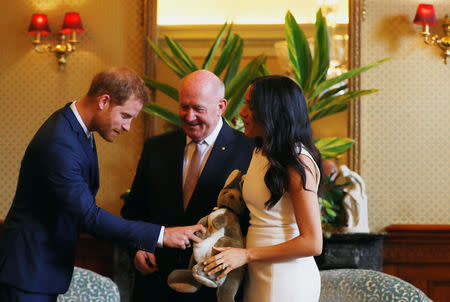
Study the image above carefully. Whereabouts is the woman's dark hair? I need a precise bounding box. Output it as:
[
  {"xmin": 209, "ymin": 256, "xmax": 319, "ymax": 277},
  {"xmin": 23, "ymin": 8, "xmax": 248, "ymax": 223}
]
[{"xmin": 248, "ymin": 75, "xmax": 323, "ymax": 209}]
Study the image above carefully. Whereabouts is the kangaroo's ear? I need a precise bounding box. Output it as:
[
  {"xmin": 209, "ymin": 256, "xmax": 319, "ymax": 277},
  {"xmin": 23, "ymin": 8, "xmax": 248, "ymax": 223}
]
[
  {"xmin": 212, "ymin": 214, "xmax": 227, "ymax": 229},
  {"xmin": 239, "ymin": 174, "xmax": 246, "ymax": 191},
  {"xmin": 223, "ymin": 170, "xmax": 242, "ymax": 189}
]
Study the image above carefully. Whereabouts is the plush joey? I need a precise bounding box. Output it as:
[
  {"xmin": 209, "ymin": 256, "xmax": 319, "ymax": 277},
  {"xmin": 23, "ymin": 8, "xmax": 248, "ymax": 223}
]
[{"xmin": 168, "ymin": 169, "xmax": 246, "ymax": 302}]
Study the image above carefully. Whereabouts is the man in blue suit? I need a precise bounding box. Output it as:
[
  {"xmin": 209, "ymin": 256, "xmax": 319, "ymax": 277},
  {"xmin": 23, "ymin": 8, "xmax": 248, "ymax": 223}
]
[
  {"xmin": 121, "ymin": 70, "xmax": 254, "ymax": 302},
  {"xmin": 0, "ymin": 67, "xmax": 205, "ymax": 302}
]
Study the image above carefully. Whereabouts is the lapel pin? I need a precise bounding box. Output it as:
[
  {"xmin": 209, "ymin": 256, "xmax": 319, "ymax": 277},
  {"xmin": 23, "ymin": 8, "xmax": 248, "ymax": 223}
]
[{"xmin": 221, "ymin": 147, "xmax": 226, "ymax": 151}]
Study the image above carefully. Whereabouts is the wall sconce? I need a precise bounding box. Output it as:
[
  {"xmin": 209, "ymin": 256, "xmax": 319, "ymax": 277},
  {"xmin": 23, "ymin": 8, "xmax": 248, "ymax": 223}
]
[
  {"xmin": 28, "ymin": 12, "xmax": 84, "ymax": 69},
  {"xmin": 413, "ymin": 4, "xmax": 450, "ymax": 64}
]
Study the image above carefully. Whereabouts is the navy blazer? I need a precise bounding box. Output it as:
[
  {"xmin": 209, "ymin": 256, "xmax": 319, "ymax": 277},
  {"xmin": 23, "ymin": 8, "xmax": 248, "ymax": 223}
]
[
  {"xmin": 121, "ymin": 120, "xmax": 254, "ymax": 274},
  {"xmin": 0, "ymin": 103, "xmax": 161, "ymax": 294}
]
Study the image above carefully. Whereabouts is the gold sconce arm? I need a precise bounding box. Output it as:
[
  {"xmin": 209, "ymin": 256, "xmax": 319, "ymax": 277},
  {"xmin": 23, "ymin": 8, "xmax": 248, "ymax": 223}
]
[
  {"xmin": 415, "ymin": 5, "xmax": 450, "ymax": 64},
  {"xmin": 28, "ymin": 12, "xmax": 84, "ymax": 70},
  {"xmin": 435, "ymin": 15, "xmax": 450, "ymax": 64},
  {"xmin": 31, "ymin": 33, "xmax": 77, "ymax": 68},
  {"xmin": 424, "ymin": 15, "xmax": 450, "ymax": 64}
]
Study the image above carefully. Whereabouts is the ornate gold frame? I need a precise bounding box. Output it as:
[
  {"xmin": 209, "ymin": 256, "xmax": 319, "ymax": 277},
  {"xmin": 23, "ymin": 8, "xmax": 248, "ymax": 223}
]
[
  {"xmin": 348, "ymin": 0, "xmax": 364, "ymax": 173},
  {"xmin": 143, "ymin": 0, "xmax": 158, "ymax": 138}
]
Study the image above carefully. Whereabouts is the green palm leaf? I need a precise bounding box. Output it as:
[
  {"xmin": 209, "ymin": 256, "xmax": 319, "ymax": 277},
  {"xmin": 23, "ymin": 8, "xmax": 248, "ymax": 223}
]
[
  {"xmin": 314, "ymin": 137, "xmax": 355, "ymax": 160},
  {"xmin": 285, "ymin": 10, "xmax": 313, "ymax": 89},
  {"xmin": 213, "ymin": 34, "xmax": 240, "ymax": 76},
  {"xmin": 310, "ymin": 89, "xmax": 378, "ymax": 121},
  {"xmin": 222, "ymin": 21, "xmax": 233, "ymax": 48},
  {"xmin": 310, "ymin": 57, "xmax": 391, "ymax": 99},
  {"xmin": 165, "ymin": 36, "xmax": 198, "ymax": 73},
  {"xmin": 146, "ymin": 37, "xmax": 187, "ymax": 78},
  {"xmin": 142, "ymin": 103, "xmax": 181, "ymax": 127},
  {"xmin": 259, "ymin": 63, "xmax": 271, "ymax": 76},
  {"xmin": 310, "ymin": 103, "xmax": 348, "ymax": 122},
  {"xmin": 224, "ymin": 55, "xmax": 266, "ymax": 121},
  {"xmin": 317, "ymin": 84, "xmax": 348, "ymax": 101},
  {"xmin": 202, "ymin": 22, "xmax": 228, "ymax": 70},
  {"xmin": 143, "ymin": 77, "xmax": 179, "ymax": 101},
  {"xmin": 307, "ymin": 9, "xmax": 330, "ymax": 94},
  {"xmin": 223, "ymin": 39, "xmax": 243, "ymax": 86},
  {"xmin": 309, "ymin": 89, "xmax": 378, "ymax": 117}
]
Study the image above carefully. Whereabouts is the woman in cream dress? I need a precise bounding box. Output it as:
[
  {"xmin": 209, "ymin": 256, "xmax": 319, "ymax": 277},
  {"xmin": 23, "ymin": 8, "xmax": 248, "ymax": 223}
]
[{"xmin": 204, "ymin": 76, "xmax": 323, "ymax": 301}]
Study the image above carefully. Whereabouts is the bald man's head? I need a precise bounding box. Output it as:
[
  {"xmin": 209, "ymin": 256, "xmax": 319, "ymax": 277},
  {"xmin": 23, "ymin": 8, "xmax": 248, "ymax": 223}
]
[{"xmin": 178, "ymin": 70, "xmax": 227, "ymax": 142}]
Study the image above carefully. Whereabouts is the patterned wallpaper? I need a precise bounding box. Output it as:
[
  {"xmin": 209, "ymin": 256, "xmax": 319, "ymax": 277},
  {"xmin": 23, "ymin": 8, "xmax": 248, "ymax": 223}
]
[
  {"xmin": 0, "ymin": 0, "xmax": 147, "ymax": 217},
  {"xmin": 360, "ymin": 0, "xmax": 449, "ymax": 231},
  {"xmin": 1, "ymin": 0, "xmax": 448, "ymax": 231}
]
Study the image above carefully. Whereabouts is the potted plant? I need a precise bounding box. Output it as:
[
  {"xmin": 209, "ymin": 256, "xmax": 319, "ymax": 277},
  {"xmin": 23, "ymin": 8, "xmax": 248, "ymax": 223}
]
[
  {"xmin": 284, "ymin": 9, "xmax": 390, "ymax": 233},
  {"xmin": 142, "ymin": 22, "xmax": 268, "ymax": 128},
  {"xmin": 284, "ymin": 9, "xmax": 390, "ymax": 161}
]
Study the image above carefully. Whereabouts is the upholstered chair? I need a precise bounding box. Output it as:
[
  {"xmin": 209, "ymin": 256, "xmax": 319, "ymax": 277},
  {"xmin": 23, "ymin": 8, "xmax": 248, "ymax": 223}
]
[
  {"xmin": 319, "ymin": 269, "xmax": 431, "ymax": 302},
  {"xmin": 57, "ymin": 267, "xmax": 120, "ymax": 302}
]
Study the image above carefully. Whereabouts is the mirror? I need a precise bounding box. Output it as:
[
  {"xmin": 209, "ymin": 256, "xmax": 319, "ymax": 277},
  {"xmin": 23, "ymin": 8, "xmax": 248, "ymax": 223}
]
[{"xmin": 144, "ymin": 0, "xmax": 362, "ymax": 171}]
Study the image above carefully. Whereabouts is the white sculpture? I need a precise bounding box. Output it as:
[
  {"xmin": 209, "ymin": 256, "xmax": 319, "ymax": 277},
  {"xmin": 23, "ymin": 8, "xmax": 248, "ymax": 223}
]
[{"xmin": 340, "ymin": 165, "xmax": 369, "ymax": 233}]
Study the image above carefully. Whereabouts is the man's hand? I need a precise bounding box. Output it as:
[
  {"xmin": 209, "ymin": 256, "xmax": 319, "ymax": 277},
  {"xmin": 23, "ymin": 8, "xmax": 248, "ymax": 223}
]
[
  {"xmin": 163, "ymin": 224, "xmax": 206, "ymax": 249},
  {"xmin": 134, "ymin": 250, "xmax": 158, "ymax": 275}
]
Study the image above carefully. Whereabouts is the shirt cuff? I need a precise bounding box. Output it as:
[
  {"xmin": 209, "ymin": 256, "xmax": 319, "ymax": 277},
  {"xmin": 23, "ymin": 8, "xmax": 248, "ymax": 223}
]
[{"xmin": 157, "ymin": 226, "xmax": 165, "ymax": 248}]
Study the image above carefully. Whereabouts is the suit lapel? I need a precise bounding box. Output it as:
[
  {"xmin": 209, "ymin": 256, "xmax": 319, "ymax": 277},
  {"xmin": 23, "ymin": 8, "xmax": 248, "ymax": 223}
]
[
  {"xmin": 91, "ymin": 134, "xmax": 99, "ymax": 194},
  {"xmin": 172, "ymin": 131, "xmax": 187, "ymax": 212},
  {"xmin": 185, "ymin": 121, "xmax": 235, "ymax": 212},
  {"xmin": 61, "ymin": 104, "xmax": 99, "ymax": 194},
  {"xmin": 198, "ymin": 122, "xmax": 235, "ymax": 184}
]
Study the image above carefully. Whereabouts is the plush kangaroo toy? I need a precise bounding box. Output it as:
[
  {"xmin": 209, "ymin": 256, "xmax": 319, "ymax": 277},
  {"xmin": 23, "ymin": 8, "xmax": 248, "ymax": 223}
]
[{"xmin": 167, "ymin": 170, "xmax": 246, "ymax": 302}]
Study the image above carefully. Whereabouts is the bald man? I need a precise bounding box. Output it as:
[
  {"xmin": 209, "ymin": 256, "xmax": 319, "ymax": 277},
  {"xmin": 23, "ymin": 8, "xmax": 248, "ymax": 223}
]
[{"xmin": 121, "ymin": 70, "xmax": 254, "ymax": 302}]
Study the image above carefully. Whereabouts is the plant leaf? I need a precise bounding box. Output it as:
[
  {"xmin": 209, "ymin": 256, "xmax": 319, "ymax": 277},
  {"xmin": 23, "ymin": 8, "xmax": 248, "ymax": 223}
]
[
  {"xmin": 309, "ymin": 89, "xmax": 378, "ymax": 119},
  {"xmin": 325, "ymin": 208, "xmax": 337, "ymax": 217},
  {"xmin": 310, "ymin": 103, "xmax": 348, "ymax": 122},
  {"xmin": 224, "ymin": 55, "xmax": 266, "ymax": 121},
  {"xmin": 308, "ymin": 89, "xmax": 378, "ymax": 122},
  {"xmin": 202, "ymin": 22, "xmax": 228, "ymax": 70},
  {"xmin": 308, "ymin": 9, "xmax": 330, "ymax": 93},
  {"xmin": 259, "ymin": 63, "xmax": 272, "ymax": 76},
  {"xmin": 222, "ymin": 21, "xmax": 233, "ymax": 48},
  {"xmin": 213, "ymin": 34, "xmax": 240, "ymax": 76},
  {"xmin": 146, "ymin": 37, "xmax": 187, "ymax": 78},
  {"xmin": 310, "ymin": 88, "xmax": 378, "ymax": 121},
  {"xmin": 315, "ymin": 137, "xmax": 355, "ymax": 160},
  {"xmin": 165, "ymin": 36, "xmax": 198, "ymax": 73},
  {"xmin": 142, "ymin": 103, "xmax": 181, "ymax": 127},
  {"xmin": 310, "ymin": 57, "xmax": 391, "ymax": 99},
  {"xmin": 318, "ymin": 83, "xmax": 348, "ymax": 101},
  {"xmin": 285, "ymin": 10, "xmax": 313, "ymax": 89},
  {"xmin": 224, "ymin": 39, "xmax": 243, "ymax": 86},
  {"xmin": 173, "ymin": 39, "xmax": 199, "ymax": 70},
  {"xmin": 143, "ymin": 77, "xmax": 179, "ymax": 101}
]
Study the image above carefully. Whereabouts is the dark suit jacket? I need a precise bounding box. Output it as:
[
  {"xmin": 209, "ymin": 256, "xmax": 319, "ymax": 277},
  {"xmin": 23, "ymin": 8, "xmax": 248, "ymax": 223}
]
[
  {"xmin": 0, "ymin": 103, "xmax": 161, "ymax": 295},
  {"xmin": 121, "ymin": 120, "xmax": 253, "ymax": 276}
]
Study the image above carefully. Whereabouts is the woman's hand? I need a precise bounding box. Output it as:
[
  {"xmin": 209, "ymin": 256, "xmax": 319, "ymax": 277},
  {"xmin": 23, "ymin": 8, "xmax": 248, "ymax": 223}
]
[{"xmin": 203, "ymin": 247, "xmax": 250, "ymax": 280}]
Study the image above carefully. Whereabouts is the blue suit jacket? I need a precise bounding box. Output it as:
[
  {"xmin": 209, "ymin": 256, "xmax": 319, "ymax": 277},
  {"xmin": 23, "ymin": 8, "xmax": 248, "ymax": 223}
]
[
  {"xmin": 121, "ymin": 120, "xmax": 253, "ymax": 276},
  {"xmin": 0, "ymin": 103, "xmax": 161, "ymax": 294}
]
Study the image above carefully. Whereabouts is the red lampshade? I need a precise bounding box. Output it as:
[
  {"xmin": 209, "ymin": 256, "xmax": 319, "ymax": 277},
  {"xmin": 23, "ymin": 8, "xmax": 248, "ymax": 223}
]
[
  {"xmin": 61, "ymin": 12, "xmax": 84, "ymax": 34},
  {"xmin": 28, "ymin": 13, "xmax": 51, "ymax": 35},
  {"xmin": 413, "ymin": 4, "xmax": 437, "ymax": 26}
]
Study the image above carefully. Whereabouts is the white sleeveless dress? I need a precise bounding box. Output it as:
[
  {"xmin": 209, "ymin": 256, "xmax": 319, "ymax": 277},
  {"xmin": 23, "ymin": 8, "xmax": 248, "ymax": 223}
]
[{"xmin": 243, "ymin": 148, "xmax": 321, "ymax": 302}]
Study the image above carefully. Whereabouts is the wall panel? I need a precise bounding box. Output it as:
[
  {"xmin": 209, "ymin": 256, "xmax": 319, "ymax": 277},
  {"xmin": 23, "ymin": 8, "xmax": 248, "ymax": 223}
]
[
  {"xmin": 360, "ymin": 0, "xmax": 449, "ymax": 231},
  {"xmin": 0, "ymin": 0, "xmax": 148, "ymax": 217}
]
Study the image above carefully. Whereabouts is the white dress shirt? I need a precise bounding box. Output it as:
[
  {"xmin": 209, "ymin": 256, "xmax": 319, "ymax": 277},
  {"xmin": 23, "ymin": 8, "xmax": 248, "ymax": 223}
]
[{"xmin": 70, "ymin": 101, "xmax": 93, "ymax": 141}]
